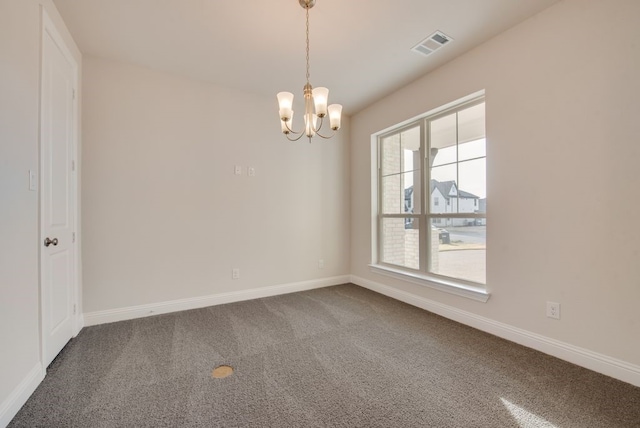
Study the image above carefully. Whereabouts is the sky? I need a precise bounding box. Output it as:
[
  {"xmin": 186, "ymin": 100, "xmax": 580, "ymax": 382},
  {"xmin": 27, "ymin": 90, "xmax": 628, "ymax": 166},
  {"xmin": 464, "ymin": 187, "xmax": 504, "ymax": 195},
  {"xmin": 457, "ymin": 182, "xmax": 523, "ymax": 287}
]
[{"xmin": 403, "ymin": 138, "xmax": 487, "ymax": 200}]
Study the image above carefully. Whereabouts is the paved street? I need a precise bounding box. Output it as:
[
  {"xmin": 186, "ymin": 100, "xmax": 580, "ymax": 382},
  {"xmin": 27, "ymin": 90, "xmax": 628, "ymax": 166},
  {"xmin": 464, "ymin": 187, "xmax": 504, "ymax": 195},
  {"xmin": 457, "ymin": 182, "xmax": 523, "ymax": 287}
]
[
  {"xmin": 435, "ymin": 226, "xmax": 486, "ymax": 284},
  {"xmin": 446, "ymin": 226, "xmax": 486, "ymax": 245}
]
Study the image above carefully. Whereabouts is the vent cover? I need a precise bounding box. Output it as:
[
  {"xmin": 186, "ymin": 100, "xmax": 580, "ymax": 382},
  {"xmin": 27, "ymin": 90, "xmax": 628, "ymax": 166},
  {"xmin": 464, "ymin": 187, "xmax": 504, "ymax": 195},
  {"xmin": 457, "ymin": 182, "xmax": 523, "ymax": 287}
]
[{"xmin": 411, "ymin": 31, "xmax": 453, "ymax": 57}]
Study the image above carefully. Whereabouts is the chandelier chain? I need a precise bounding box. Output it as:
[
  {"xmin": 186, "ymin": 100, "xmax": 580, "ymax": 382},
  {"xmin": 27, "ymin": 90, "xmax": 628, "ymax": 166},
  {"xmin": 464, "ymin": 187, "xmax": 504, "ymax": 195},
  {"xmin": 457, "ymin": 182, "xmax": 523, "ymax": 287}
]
[{"xmin": 305, "ymin": 5, "xmax": 310, "ymax": 85}]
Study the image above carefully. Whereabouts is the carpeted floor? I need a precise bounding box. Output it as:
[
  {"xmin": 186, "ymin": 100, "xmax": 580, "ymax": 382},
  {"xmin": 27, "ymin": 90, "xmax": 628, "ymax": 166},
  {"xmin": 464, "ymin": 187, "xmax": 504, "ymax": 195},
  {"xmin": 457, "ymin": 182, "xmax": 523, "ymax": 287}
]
[{"xmin": 9, "ymin": 284, "xmax": 640, "ymax": 427}]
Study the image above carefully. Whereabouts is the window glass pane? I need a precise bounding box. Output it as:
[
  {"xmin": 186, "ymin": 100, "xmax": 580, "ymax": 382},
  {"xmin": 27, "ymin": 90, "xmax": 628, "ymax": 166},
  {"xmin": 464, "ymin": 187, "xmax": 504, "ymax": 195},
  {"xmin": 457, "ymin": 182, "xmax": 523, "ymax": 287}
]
[
  {"xmin": 458, "ymin": 103, "xmax": 485, "ymax": 146},
  {"xmin": 429, "ymin": 219, "xmax": 486, "ymax": 284},
  {"xmin": 430, "ymin": 164, "xmax": 456, "ymax": 214},
  {"xmin": 382, "ymin": 172, "xmax": 419, "ymax": 214},
  {"xmin": 401, "ymin": 126, "xmax": 421, "ymax": 173},
  {"xmin": 403, "ymin": 170, "xmax": 421, "ymax": 215},
  {"xmin": 458, "ymin": 138, "xmax": 486, "ymax": 161},
  {"xmin": 458, "ymin": 158, "xmax": 486, "ymax": 215},
  {"xmin": 430, "ymin": 113, "xmax": 457, "ymax": 167},
  {"xmin": 381, "ymin": 175, "xmax": 401, "ymax": 214},
  {"xmin": 381, "ymin": 134, "xmax": 400, "ymax": 176},
  {"xmin": 382, "ymin": 218, "xmax": 420, "ymax": 270}
]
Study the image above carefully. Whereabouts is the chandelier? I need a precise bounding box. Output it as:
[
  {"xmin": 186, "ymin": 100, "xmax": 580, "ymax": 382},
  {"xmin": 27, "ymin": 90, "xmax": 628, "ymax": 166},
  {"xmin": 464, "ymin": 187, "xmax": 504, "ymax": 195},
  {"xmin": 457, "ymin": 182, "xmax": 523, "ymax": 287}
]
[{"xmin": 277, "ymin": 0, "xmax": 342, "ymax": 142}]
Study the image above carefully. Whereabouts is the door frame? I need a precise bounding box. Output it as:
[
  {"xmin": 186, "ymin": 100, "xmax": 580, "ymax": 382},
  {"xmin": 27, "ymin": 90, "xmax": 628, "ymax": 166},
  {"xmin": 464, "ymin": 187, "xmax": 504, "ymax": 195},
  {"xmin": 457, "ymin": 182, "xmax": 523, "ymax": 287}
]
[{"xmin": 39, "ymin": 7, "xmax": 81, "ymax": 370}]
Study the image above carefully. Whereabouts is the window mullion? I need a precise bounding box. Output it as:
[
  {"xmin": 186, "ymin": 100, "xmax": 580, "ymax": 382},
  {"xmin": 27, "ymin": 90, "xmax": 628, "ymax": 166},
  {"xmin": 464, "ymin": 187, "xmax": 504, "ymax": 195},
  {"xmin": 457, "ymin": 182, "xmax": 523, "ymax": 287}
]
[
  {"xmin": 455, "ymin": 112, "xmax": 460, "ymax": 215},
  {"xmin": 377, "ymin": 140, "xmax": 383, "ymax": 265},
  {"xmin": 422, "ymin": 119, "xmax": 430, "ymax": 273}
]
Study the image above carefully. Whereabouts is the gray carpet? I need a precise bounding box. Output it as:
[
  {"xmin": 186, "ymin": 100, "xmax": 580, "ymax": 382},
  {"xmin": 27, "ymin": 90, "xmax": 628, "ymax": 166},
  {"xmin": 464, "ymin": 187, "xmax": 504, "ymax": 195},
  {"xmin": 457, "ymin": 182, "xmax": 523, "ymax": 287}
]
[{"xmin": 9, "ymin": 284, "xmax": 640, "ymax": 427}]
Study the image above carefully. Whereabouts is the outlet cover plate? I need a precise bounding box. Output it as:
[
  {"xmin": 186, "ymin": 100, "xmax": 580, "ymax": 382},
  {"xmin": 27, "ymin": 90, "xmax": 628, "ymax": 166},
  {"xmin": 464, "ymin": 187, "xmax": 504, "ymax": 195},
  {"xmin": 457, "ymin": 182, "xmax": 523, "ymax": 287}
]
[{"xmin": 546, "ymin": 301, "xmax": 560, "ymax": 319}]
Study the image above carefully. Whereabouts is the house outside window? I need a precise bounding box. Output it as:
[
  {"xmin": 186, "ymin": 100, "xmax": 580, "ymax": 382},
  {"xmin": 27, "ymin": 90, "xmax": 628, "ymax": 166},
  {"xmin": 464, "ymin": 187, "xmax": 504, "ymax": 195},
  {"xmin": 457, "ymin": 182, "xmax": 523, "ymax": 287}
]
[{"xmin": 375, "ymin": 94, "xmax": 486, "ymax": 289}]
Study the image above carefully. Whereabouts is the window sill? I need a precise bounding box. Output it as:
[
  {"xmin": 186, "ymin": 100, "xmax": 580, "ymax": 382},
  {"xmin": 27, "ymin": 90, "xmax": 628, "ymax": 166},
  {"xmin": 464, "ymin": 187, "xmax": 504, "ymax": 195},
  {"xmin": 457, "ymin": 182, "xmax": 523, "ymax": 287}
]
[{"xmin": 368, "ymin": 264, "xmax": 490, "ymax": 303}]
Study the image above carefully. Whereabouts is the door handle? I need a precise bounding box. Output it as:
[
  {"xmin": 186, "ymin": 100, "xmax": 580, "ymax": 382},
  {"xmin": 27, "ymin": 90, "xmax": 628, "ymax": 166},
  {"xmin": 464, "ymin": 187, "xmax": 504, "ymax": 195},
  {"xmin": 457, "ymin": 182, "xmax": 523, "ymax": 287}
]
[{"xmin": 44, "ymin": 237, "xmax": 59, "ymax": 247}]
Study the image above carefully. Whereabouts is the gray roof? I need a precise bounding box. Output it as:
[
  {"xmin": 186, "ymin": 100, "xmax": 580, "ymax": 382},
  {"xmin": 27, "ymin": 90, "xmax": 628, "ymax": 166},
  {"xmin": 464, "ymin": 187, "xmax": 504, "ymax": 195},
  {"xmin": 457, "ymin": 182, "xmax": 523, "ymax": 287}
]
[
  {"xmin": 430, "ymin": 179, "xmax": 479, "ymax": 200},
  {"xmin": 405, "ymin": 180, "xmax": 480, "ymax": 201}
]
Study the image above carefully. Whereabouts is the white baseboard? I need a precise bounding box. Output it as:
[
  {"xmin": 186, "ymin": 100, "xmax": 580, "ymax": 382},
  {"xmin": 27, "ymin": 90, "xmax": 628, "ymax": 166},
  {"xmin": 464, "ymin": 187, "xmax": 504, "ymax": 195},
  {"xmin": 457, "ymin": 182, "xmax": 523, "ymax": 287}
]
[
  {"xmin": 351, "ymin": 275, "xmax": 640, "ymax": 388},
  {"xmin": 0, "ymin": 363, "xmax": 44, "ymax": 428},
  {"xmin": 84, "ymin": 275, "xmax": 351, "ymax": 327},
  {"xmin": 74, "ymin": 313, "xmax": 84, "ymax": 337}
]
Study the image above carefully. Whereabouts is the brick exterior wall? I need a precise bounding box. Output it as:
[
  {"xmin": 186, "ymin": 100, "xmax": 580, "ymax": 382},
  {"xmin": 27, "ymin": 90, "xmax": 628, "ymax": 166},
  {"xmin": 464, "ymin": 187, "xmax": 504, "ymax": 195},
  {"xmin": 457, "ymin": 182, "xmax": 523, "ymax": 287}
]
[{"xmin": 381, "ymin": 134, "xmax": 440, "ymax": 271}]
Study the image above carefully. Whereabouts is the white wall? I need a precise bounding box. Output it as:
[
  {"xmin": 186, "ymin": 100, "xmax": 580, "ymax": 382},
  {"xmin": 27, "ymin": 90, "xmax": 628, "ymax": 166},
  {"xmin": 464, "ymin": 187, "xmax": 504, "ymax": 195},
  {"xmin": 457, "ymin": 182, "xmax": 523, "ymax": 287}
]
[
  {"xmin": 81, "ymin": 56, "xmax": 350, "ymax": 315},
  {"xmin": 0, "ymin": 0, "xmax": 81, "ymax": 424},
  {"xmin": 351, "ymin": 0, "xmax": 640, "ymax": 370}
]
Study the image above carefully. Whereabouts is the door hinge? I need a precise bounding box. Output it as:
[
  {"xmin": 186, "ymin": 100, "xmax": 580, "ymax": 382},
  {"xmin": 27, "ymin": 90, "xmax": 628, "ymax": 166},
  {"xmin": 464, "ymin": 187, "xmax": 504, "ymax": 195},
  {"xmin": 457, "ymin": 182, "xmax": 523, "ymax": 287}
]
[
  {"xmin": 72, "ymin": 88, "xmax": 76, "ymax": 100},
  {"xmin": 73, "ymin": 304, "xmax": 76, "ymax": 315},
  {"xmin": 72, "ymin": 232, "xmax": 76, "ymax": 243},
  {"xmin": 71, "ymin": 160, "xmax": 75, "ymax": 171}
]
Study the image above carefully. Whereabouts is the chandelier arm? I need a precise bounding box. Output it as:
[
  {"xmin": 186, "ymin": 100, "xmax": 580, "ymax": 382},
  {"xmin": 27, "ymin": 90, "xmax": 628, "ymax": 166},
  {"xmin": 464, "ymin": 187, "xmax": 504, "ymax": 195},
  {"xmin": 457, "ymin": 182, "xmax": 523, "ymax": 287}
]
[
  {"xmin": 313, "ymin": 128, "xmax": 336, "ymax": 139},
  {"xmin": 310, "ymin": 117, "xmax": 333, "ymax": 139},
  {"xmin": 306, "ymin": 113, "xmax": 326, "ymax": 138},
  {"xmin": 284, "ymin": 119, "xmax": 304, "ymax": 136},
  {"xmin": 285, "ymin": 131, "xmax": 307, "ymax": 142}
]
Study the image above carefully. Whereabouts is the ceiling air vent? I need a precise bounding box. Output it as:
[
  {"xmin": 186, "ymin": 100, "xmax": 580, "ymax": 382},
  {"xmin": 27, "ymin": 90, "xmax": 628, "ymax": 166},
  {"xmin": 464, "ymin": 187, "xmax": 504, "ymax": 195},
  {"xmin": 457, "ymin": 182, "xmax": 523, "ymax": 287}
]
[{"xmin": 411, "ymin": 31, "xmax": 453, "ymax": 57}]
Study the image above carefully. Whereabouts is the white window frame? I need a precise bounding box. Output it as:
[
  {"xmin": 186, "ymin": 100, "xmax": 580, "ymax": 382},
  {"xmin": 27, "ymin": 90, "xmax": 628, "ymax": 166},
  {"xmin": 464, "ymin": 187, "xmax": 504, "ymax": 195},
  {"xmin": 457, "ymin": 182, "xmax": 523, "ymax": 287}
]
[{"xmin": 370, "ymin": 91, "xmax": 489, "ymax": 302}]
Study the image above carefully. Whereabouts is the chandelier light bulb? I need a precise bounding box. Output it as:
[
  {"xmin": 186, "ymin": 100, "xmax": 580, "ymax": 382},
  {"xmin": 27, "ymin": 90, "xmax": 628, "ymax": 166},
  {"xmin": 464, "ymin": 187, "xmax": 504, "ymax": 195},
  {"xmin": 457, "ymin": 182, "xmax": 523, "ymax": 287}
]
[
  {"xmin": 281, "ymin": 111, "xmax": 293, "ymax": 134},
  {"xmin": 312, "ymin": 87, "xmax": 329, "ymax": 117},
  {"xmin": 277, "ymin": 92, "xmax": 294, "ymax": 121},
  {"xmin": 304, "ymin": 113, "xmax": 318, "ymax": 138},
  {"xmin": 328, "ymin": 104, "xmax": 342, "ymax": 130}
]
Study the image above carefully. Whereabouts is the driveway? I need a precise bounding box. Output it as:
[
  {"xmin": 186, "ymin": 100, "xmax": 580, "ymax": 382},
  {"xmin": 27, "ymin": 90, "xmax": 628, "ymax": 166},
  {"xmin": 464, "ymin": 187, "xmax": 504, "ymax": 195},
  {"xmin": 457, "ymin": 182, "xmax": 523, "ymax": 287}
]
[{"xmin": 437, "ymin": 249, "xmax": 486, "ymax": 284}]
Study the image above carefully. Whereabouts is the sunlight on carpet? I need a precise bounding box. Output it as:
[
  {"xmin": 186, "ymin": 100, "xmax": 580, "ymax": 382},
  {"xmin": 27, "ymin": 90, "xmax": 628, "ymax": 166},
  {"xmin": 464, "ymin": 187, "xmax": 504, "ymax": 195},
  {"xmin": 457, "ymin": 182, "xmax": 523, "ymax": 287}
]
[{"xmin": 500, "ymin": 398, "xmax": 556, "ymax": 428}]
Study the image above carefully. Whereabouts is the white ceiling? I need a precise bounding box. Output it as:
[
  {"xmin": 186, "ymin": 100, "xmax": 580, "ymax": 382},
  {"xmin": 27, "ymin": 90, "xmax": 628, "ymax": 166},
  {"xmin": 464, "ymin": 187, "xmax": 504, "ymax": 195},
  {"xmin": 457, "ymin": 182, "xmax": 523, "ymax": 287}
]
[{"xmin": 52, "ymin": 0, "xmax": 560, "ymax": 114}]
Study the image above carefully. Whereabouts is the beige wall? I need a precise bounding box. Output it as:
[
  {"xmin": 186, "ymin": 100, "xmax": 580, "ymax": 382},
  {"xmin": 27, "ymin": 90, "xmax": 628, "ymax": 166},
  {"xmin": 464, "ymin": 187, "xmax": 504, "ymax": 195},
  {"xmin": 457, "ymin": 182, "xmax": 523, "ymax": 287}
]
[
  {"xmin": 0, "ymin": 0, "xmax": 81, "ymax": 422},
  {"xmin": 81, "ymin": 56, "xmax": 350, "ymax": 313},
  {"xmin": 3, "ymin": 0, "xmax": 638, "ymax": 420},
  {"xmin": 351, "ymin": 0, "xmax": 640, "ymax": 366}
]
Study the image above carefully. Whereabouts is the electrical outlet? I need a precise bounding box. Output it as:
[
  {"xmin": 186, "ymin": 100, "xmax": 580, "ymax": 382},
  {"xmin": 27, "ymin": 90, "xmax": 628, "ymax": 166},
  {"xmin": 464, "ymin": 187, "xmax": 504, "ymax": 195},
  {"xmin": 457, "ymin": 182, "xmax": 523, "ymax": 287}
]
[
  {"xmin": 546, "ymin": 301, "xmax": 560, "ymax": 319},
  {"xmin": 234, "ymin": 165, "xmax": 242, "ymax": 175},
  {"xmin": 232, "ymin": 268, "xmax": 240, "ymax": 279},
  {"xmin": 248, "ymin": 167, "xmax": 255, "ymax": 177},
  {"xmin": 318, "ymin": 259, "xmax": 325, "ymax": 269}
]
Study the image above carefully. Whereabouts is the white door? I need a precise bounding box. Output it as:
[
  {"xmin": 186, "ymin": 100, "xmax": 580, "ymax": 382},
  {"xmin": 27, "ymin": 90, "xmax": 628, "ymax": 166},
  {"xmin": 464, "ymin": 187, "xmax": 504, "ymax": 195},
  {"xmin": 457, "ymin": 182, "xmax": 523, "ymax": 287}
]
[{"xmin": 40, "ymin": 10, "xmax": 78, "ymax": 368}]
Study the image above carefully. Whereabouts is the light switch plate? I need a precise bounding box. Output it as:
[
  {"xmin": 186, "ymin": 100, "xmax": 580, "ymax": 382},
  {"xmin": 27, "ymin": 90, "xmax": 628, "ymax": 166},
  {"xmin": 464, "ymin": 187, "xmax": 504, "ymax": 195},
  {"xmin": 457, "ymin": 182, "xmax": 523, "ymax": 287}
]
[{"xmin": 29, "ymin": 170, "xmax": 37, "ymax": 191}]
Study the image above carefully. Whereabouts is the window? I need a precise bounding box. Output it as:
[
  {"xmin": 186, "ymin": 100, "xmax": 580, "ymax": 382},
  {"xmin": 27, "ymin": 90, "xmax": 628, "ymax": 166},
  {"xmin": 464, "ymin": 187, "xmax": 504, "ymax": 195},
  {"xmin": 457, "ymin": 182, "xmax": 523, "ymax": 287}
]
[{"xmin": 375, "ymin": 95, "xmax": 487, "ymax": 295}]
